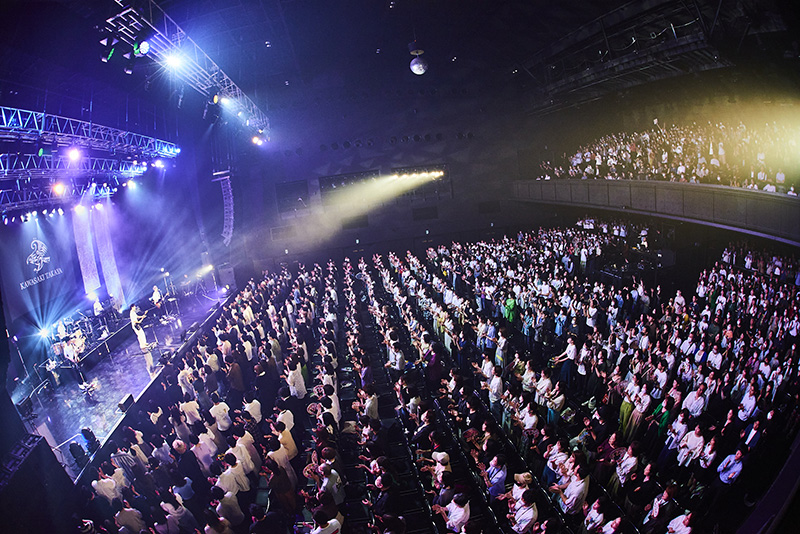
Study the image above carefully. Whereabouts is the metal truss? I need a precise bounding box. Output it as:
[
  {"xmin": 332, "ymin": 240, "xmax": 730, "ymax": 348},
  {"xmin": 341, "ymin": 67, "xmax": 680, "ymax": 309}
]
[
  {"xmin": 105, "ymin": 0, "xmax": 269, "ymax": 134},
  {"xmin": 0, "ymin": 180, "xmax": 122, "ymax": 213},
  {"xmin": 0, "ymin": 154, "xmax": 149, "ymax": 179},
  {"xmin": 0, "ymin": 106, "xmax": 179, "ymax": 158}
]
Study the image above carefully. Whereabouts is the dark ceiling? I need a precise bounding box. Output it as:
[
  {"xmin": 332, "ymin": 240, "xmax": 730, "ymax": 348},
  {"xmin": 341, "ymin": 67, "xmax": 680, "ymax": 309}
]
[{"xmin": 0, "ymin": 0, "xmax": 796, "ymax": 127}]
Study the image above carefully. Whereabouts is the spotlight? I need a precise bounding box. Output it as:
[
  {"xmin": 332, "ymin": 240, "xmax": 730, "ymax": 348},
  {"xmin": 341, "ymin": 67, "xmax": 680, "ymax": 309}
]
[
  {"xmin": 67, "ymin": 148, "xmax": 81, "ymax": 161},
  {"xmin": 87, "ymin": 292, "xmax": 97, "ymax": 301},
  {"xmin": 153, "ymin": 159, "xmax": 164, "ymax": 168},
  {"xmin": 165, "ymin": 272, "xmax": 170, "ymax": 277},
  {"xmin": 74, "ymin": 205, "xmax": 86, "ymax": 214},
  {"xmin": 252, "ymin": 136, "xmax": 260, "ymax": 145},
  {"xmin": 42, "ymin": 209, "xmax": 47, "ymax": 215},
  {"xmin": 220, "ymin": 97, "xmax": 231, "ymax": 106},
  {"xmin": 134, "ymin": 39, "xmax": 150, "ymax": 57},
  {"xmin": 127, "ymin": 180, "xmax": 136, "ymax": 189},
  {"xmin": 99, "ymin": 35, "xmax": 119, "ymax": 63},
  {"xmin": 160, "ymin": 267, "xmax": 165, "ymax": 272},
  {"xmin": 164, "ymin": 53, "xmax": 182, "ymax": 69},
  {"xmin": 2, "ymin": 217, "xmax": 7, "ymax": 225},
  {"xmin": 39, "ymin": 328, "xmax": 49, "ymax": 338},
  {"xmin": 58, "ymin": 208, "xmax": 64, "ymax": 215},
  {"xmin": 32, "ymin": 210, "xmax": 38, "ymax": 217},
  {"xmin": 52, "ymin": 183, "xmax": 66, "ymax": 195},
  {"xmin": 95, "ymin": 203, "xmax": 103, "ymax": 210}
]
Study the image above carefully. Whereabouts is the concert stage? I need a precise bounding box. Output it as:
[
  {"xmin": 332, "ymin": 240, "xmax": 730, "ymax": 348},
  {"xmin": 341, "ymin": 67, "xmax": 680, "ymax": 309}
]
[{"xmin": 19, "ymin": 295, "xmax": 222, "ymax": 480}]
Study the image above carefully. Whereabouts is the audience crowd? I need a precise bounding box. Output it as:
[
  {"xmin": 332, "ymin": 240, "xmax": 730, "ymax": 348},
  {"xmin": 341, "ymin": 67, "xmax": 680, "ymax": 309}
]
[
  {"xmin": 536, "ymin": 119, "xmax": 799, "ymax": 195},
  {"xmin": 75, "ymin": 219, "xmax": 800, "ymax": 534}
]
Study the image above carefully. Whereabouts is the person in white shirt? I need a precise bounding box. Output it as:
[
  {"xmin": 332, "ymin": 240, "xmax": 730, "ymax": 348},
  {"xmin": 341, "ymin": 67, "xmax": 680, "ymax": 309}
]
[
  {"xmin": 286, "ymin": 360, "xmax": 306, "ymax": 399},
  {"xmin": 550, "ymin": 465, "xmax": 588, "ymax": 515},
  {"xmin": 243, "ymin": 392, "xmax": 262, "ymax": 423},
  {"xmin": 508, "ymin": 488, "xmax": 538, "ymax": 533},
  {"xmin": 486, "ymin": 365, "xmax": 504, "ymax": 419},
  {"xmin": 610, "ymin": 443, "xmax": 639, "ymax": 497},
  {"xmin": 209, "ymin": 393, "xmax": 232, "ymax": 433},
  {"xmin": 682, "ymin": 384, "xmax": 707, "ymax": 418},
  {"xmin": 310, "ymin": 511, "xmax": 341, "ymax": 534},
  {"xmin": 666, "ymin": 512, "xmax": 693, "ymax": 534},
  {"xmin": 677, "ymin": 424, "xmax": 705, "ymax": 468},
  {"xmin": 738, "ymin": 385, "xmax": 757, "ymax": 423},
  {"xmin": 216, "ymin": 453, "xmax": 250, "ymax": 495},
  {"xmin": 433, "ymin": 493, "xmax": 470, "ymax": 532}
]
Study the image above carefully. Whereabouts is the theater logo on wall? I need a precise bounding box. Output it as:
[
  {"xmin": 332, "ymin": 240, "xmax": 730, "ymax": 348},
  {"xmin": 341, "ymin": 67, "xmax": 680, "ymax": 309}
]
[{"xmin": 20, "ymin": 238, "xmax": 63, "ymax": 290}]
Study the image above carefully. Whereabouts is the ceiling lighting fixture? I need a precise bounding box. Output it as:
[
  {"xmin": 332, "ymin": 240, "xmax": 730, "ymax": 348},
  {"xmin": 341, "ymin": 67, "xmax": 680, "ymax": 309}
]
[
  {"xmin": 409, "ymin": 40, "xmax": 427, "ymax": 75},
  {"xmin": 52, "ymin": 182, "xmax": 66, "ymax": 196},
  {"xmin": 68, "ymin": 148, "xmax": 81, "ymax": 161}
]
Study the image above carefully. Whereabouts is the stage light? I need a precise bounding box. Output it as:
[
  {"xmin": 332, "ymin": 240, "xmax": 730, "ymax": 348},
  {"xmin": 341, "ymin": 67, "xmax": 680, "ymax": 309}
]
[
  {"xmin": 175, "ymin": 148, "xmax": 181, "ymax": 154},
  {"xmin": 252, "ymin": 136, "xmax": 260, "ymax": 145},
  {"xmin": 58, "ymin": 208, "xmax": 64, "ymax": 215},
  {"xmin": 220, "ymin": 97, "xmax": 231, "ymax": 106},
  {"xmin": 164, "ymin": 53, "xmax": 182, "ymax": 69},
  {"xmin": 2, "ymin": 217, "xmax": 6, "ymax": 225},
  {"xmin": 39, "ymin": 328, "xmax": 49, "ymax": 338},
  {"xmin": 100, "ymin": 35, "xmax": 119, "ymax": 63},
  {"xmin": 74, "ymin": 205, "xmax": 86, "ymax": 214},
  {"xmin": 42, "ymin": 209, "xmax": 48, "ymax": 215},
  {"xmin": 95, "ymin": 203, "xmax": 103, "ymax": 210},
  {"xmin": 160, "ymin": 267, "xmax": 165, "ymax": 272},
  {"xmin": 153, "ymin": 159, "xmax": 164, "ymax": 168},
  {"xmin": 87, "ymin": 292, "xmax": 97, "ymax": 301},
  {"xmin": 127, "ymin": 180, "xmax": 137, "ymax": 189},
  {"xmin": 32, "ymin": 210, "xmax": 38, "ymax": 217},
  {"xmin": 68, "ymin": 148, "xmax": 81, "ymax": 161},
  {"xmin": 165, "ymin": 272, "xmax": 170, "ymax": 277},
  {"xmin": 53, "ymin": 182, "xmax": 66, "ymax": 195},
  {"xmin": 134, "ymin": 40, "xmax": 150, "ymax": 57}
]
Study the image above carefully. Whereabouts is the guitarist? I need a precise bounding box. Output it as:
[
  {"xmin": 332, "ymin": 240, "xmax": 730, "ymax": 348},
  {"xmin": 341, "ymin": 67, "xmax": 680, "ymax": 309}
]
[{"xmin": 130, "ymin": 305, "xmax": 150, "ymax": 350}]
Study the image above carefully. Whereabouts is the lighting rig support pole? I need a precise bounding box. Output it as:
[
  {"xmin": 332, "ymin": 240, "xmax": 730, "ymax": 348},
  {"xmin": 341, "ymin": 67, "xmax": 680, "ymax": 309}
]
[{"xmin": 105, "ymin": 0, "xmax": 270, "ymax": 136}]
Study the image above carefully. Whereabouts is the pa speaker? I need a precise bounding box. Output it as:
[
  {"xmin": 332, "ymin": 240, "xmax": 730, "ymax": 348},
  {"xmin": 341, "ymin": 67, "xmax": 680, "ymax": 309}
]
[{"xmin": 118, "ymin": 393, "xmax": 134, "ymax": 412}]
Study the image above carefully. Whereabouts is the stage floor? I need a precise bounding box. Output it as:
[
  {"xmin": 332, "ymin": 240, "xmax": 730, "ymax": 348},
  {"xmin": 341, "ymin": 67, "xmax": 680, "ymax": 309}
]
[{"xmin": 22, "ymin": 297, "xmax": 219, "ymax": 478}]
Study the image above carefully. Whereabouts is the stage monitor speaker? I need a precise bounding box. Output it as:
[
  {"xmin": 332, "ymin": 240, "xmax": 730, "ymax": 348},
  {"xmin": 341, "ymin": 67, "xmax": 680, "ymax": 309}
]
[
  {"xmin": 218, "ymin": 263, "xmax": 235, "ymax": 289},
  {"xmin": 118, "ymin": 393, "xmax": 134, "ymax": 412},
  {"xmin": 15, "ymin": 396, "xmax": 33, "ymax": 417}
]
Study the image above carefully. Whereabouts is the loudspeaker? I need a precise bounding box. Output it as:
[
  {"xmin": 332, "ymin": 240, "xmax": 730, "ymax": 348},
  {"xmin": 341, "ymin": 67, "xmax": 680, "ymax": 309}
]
[
  {"xmin": 15, "ymin": 396, "xmax": 33, "ymax": 417},
  {"xmin": 118, "ymin": 393, "xmax": 134, "ymax": 412}
]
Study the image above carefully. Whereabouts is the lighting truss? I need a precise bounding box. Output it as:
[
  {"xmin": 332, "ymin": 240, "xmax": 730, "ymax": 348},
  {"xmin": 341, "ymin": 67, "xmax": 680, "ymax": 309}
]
[
  {"xmin": 0, "ymin": 179, "xmax": 122, "ymax": 213},
  {"xmin": 0, "ymin": 154, "xmax": 150, "ymax": 179},
  {"xmin": 0, "ymin": 106, "xmax": 179, "ymax": 158},
  {"xmin": 105, "ymin": 0, "xmax": 270, "ymax": 134}
]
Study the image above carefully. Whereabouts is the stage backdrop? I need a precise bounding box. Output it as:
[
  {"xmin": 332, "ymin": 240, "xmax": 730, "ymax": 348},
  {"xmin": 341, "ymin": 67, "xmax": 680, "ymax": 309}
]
[{"xmin": 0, "ymin": 214, "xmax": 82, "ymax": 328}]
